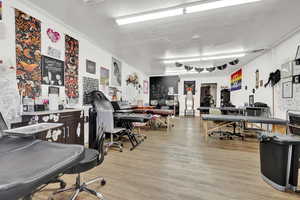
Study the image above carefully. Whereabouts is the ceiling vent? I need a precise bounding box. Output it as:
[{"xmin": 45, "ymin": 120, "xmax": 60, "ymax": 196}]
[{"xmin": 82, "ymin": 0, "xmax": 105, "ymax": 5}]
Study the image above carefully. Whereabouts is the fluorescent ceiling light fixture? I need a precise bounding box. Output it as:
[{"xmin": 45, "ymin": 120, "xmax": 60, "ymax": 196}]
[
  {"xmin": 163, "ymin": 58, "xmax": 201, "ymax": 64},
  {"xmin": 185, "ymin": 0, "xmax": 262, "ymax": 14},
  {"xmin": 116, "ymin": 8, "xmax": 184, "ymax": 25},
  {"xmin": 201, "ymin": 53, "xmax": 246, "ymax": 61}
]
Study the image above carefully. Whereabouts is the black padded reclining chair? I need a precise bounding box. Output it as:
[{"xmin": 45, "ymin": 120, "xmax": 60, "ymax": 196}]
[{"xmin": 51, "ymin": 91, "xmax": 109, "ymax": 200}]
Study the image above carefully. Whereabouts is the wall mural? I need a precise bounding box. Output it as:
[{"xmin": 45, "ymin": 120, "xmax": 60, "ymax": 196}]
[
  {"xmin": 65, "ymin": 35, "xmax": 79, "ymax": 102},
  {"xmin": 15, "ymin": 9, "xmax": 42, "ymax": 98}
]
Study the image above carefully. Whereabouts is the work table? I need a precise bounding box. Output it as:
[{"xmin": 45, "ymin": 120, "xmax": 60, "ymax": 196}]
[{"xmin": 22, "ymin": 108, "xmax": 84, "ymax": 116}]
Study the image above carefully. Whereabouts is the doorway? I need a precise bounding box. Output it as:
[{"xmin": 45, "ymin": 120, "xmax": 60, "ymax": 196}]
[{"xmin": 200, "ymin": 83, "xmax": 217, "ymax": 107}]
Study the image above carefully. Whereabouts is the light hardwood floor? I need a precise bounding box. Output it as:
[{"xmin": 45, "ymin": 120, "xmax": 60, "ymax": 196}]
[{"xmin": 36, "ymin": 117, "xmax": 300, "ymax": 200}]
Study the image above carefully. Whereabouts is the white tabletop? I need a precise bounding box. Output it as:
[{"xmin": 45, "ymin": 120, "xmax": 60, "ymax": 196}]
[{"xmin": 4, "ymin": 123, "xmax": 63, "ymax": 137}]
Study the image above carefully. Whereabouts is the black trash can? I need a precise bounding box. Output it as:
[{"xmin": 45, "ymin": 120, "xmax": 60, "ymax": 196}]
[{"xmin": 259, "ymin": 133, "xmax": 300, "ymax": 192}]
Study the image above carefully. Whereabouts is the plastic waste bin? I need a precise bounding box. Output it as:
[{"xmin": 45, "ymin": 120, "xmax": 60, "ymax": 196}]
[{"xmin": 259, "ymin": 133, "xmax": 300, "ymax": 192}]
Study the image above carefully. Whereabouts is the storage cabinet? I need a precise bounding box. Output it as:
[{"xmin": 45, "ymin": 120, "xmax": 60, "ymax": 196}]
[{"xmin": 21, "ymin": 110, "xmax": 84, "ymax": 145}]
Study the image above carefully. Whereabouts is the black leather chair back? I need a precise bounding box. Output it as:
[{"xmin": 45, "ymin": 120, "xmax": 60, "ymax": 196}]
[
  {"xmin": 0, "ymin": 112, "xmax": 8, "ymax": 136},
  {"xmin": 85, "ymin": 90, "xmax": 113, "ymax": 165}
]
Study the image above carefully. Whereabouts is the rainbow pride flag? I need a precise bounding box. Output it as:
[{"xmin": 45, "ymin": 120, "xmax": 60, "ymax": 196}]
[{"xmin": 231, "ymin": 69, "xmax": 242, "ymax": 91}]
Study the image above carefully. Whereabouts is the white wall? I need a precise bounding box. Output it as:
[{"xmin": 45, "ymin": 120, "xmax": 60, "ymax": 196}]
[
  {"xmin": 231, "ymin": 31, "xmax": 300, "ymax": 119},
  {"xmin": 178, "ymin": 74, "xmax": 229, "ymax": 116},
  {"xmin": 0, "ymin": 0, "xmax": 149, "ymax": 121}
]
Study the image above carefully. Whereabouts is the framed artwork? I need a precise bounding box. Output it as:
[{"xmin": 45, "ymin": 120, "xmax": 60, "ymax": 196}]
[
  {"xmin": 41, "ymin": 56, "xmax": 64, "ymax": 86},
  {"xmin": 143, "ymin": 80, "xmax": 148, "ymax": 94},
  {"xmin": 293, "ymin": 75, "xmax": 300, "ymax": 84},
  {"xmin": 281, "ymin": 61, "xmax": 293, "ymax": 78},
  {"xmin": 249, "ymin": 95, "xmax": 254, "ymax": 106},
  {"xmin": 86, "ymin": 59, "xmax": 96, "ymax": 74},
  {"xmin": 184, "ymin": 81, "xmax": 196, "ymax": 95},
  {"xmin": 111, "ymin": 57, "xmax": 122, "ymax": 87},
  {"xmin": 260, "ymin": 80, "xmax": 263, "ymax": 87},
  {"xmin": 48, "ymin": 86, "xmax": 60, "ymax": 95},
  {"xmin": 282, "ymin": 81, "xmax": 293, "ymax": 98},
  {"xmin": 295, "ymin": 45, "xmax": 300, "ymax": 65},
  {"xmin": 100, "ymin": 67, "xmax": 109, "ymax": 86},
  {"xmin": 255, "ymin": 70, "xmax": 259, "ymax": 89}
]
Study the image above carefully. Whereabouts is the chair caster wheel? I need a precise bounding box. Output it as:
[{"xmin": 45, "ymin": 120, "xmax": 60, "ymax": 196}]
[
  {"xmin": 101, "ymin": 179, "xmax": 106, "ymax": 186},
  {"xmin": 60, "ymin": 182, "xmax": 66, "ymax": 189}
]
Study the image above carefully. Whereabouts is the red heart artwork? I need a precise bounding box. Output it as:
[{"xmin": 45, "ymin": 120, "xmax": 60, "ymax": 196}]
[{"xmin": 47, "ymin": 28, "xmax": 61, "ymax": 43}]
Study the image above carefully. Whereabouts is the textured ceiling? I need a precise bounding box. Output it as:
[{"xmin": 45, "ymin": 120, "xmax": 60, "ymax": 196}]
[{"xmin": 26, "ymin": 0, "xmax": 300, "ymax": 75}]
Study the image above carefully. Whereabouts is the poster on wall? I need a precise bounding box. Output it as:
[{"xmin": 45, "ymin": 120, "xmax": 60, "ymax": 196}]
[
  {"xmin": 15, "ymin": 9, "xmax": 42, "ymax": 97},
  {"xmin": 281, "ymin": 61, "xmax": 293, "ymax": 78},
  {"xmin": 65, "ymin": 35, "xmax": 79, "ymax": 102},
  {"xmin": 47, "ymin": 46, "xmax": 61, "ymax": 60},
  {"xmin": 255, "ymin": 70, "xmax": 259, "ymax": 89},
  {"xmin": 83, "ymin": 77, "xmax": 99, "ymax": 105},
  {"xmin": 143, "ymin": 80, "xmax": 148, "ymax": 94},
  {"xmin": 111, "ymin": 57, "xmax": 122, "ymax": 87},
  {"xmin": 184, "ymin": 81, "xmax": 196, "ymax": 95},
  {"xmin": 282, "ymin": 81, "xmax": 293, "ymax": 98},
  {"xmin": 231, "ymin": 69, "xmax": 242, "ymax": 91},
  {"xmin": 100, "ymin": 67, "xmax": 109, "ymax": 86},
  {"xmin": 0, "ymin": 0, "xmax": 2, "ymax": 21},
  {"xmin": 41, "ymin": 56, "xmax": 64, "ymax": 86},
  {"xmin": 86, "ymin": 59, "xmax": 96, "ymax": 74}
]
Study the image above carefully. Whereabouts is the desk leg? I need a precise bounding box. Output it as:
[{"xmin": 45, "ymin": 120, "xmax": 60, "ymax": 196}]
[{"xmin": 203, "ymin": 121, "xmax": 208, "ymax": 139}]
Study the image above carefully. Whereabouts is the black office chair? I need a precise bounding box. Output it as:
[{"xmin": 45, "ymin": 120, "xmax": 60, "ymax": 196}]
[{"xmin": 50, "ymin": 93, "xmax": 108, "ymax": 200}]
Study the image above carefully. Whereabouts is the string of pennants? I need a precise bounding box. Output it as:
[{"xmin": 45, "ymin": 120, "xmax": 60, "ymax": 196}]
[{"xmin": 175, "ymin": 59, "xmax": 239, "ymax": 73}]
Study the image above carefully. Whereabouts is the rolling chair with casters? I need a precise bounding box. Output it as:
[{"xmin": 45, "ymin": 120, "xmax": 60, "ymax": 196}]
[
  {"xmin": 90, "ymin": 107, "xmax": 125, "ymax": 153},
  {"xmin": 50, "ymin": 125, "xmax": 107, "ymax": 200},
  {"xmin": 208, "ymin": 108, "xmax": 244, "ymax": 140},
  {"xmin": 50, "ymin": 91, "xmax": 110, "ymax": 200}
]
